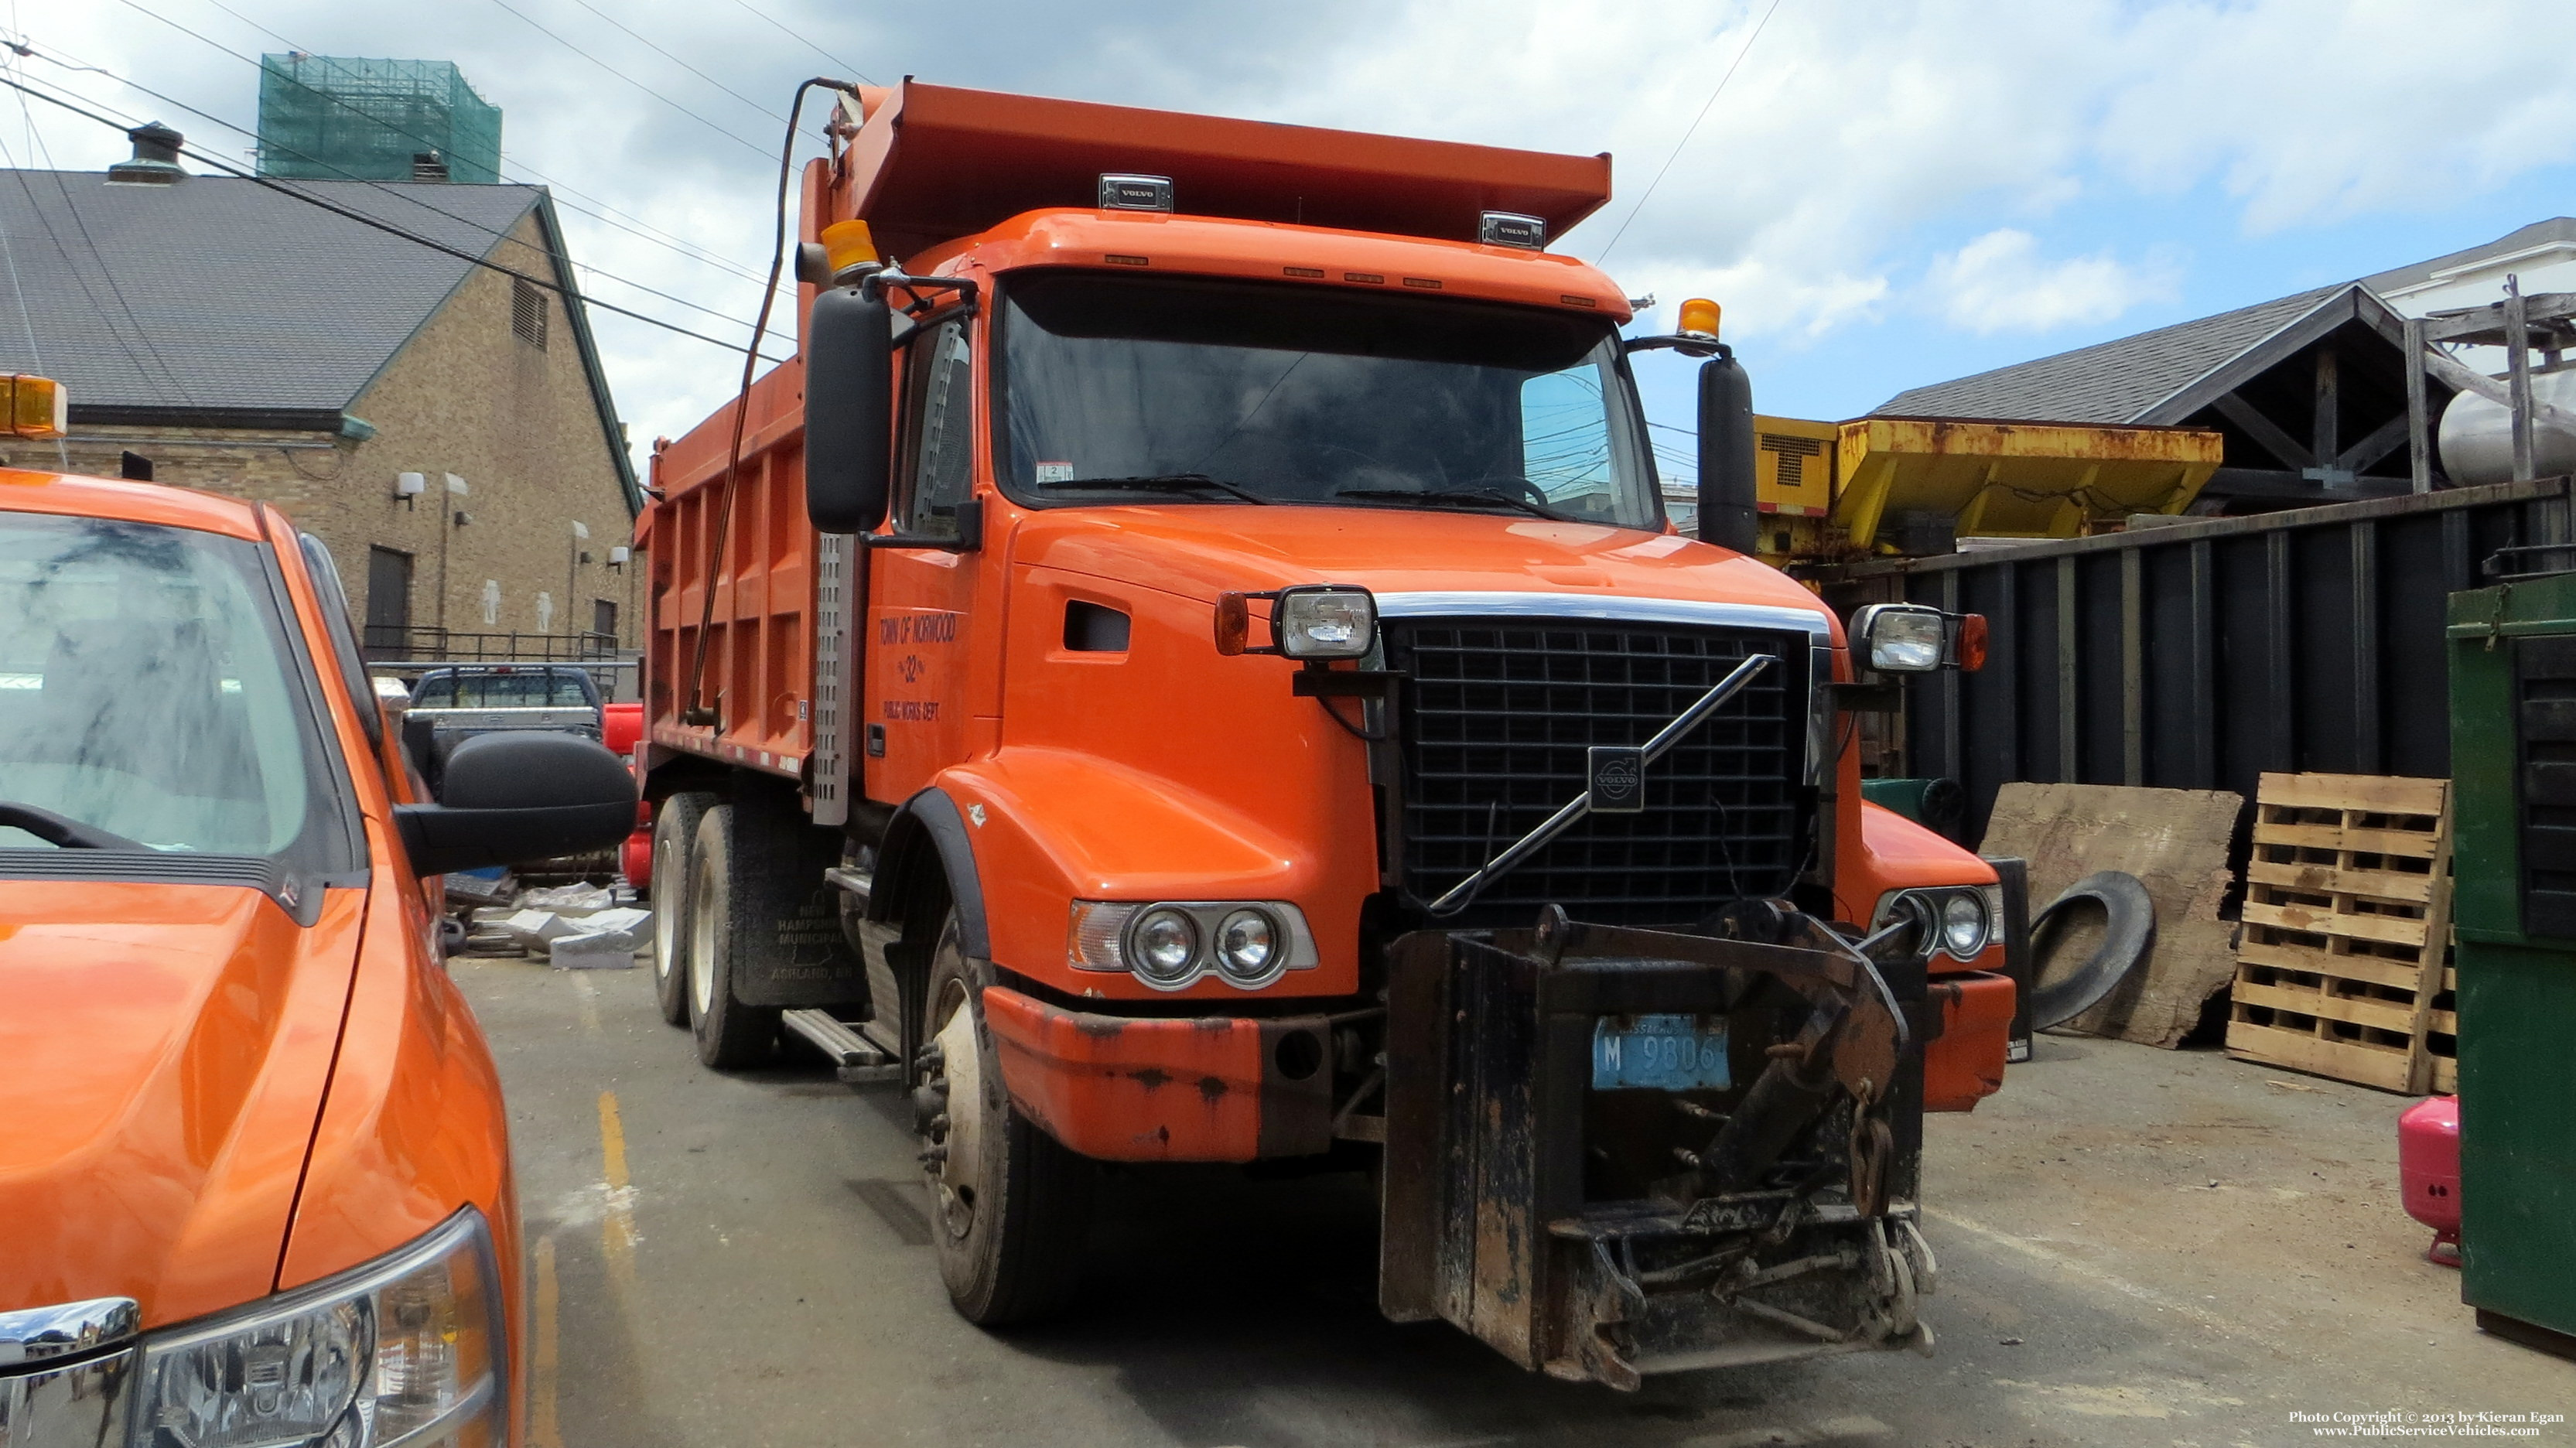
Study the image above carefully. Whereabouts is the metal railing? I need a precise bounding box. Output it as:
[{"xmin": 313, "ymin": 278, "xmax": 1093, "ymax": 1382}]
[{"xmin": 363, "ymin": 626, "xmax": 622, "ymax": 665}]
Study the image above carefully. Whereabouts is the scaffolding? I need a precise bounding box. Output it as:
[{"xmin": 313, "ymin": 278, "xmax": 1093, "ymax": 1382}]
[{"xmin": 257, "ymin": 55, "xmax": 502, "ymax": 185}]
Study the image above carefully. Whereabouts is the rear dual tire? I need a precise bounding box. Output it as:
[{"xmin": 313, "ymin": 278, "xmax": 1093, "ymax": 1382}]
[
  {"xmin": 686, "ymin": 802, "xmax": 782, "ymax": 1069},
  {"xmin": 648, "ymin": 791, "xmax": 714, "ymax": 1028}
]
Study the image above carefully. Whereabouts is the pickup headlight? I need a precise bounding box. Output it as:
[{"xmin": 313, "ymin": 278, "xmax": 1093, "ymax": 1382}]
[{"xmin": 135, "ymin": 1209, "xmax": 504, "ymax": 1448}]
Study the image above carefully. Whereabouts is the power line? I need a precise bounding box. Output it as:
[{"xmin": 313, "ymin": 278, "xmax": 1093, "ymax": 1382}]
[
  {"xmin": 483, "ymin": 0, "xmax": 775, "ymax": 159},
  {"xmin": 17, "ymin": 44, "xmax": 782, "ymax": 341},
  {"xmin": 722, "ymin": 0, "xmax": 876, "ymax": 87},
  {"xmin": 0, "ymin": 72, "xmax": 790, "ymax": 363},
  {"xmin": 135, "ymin": 0, "xmax": 787, "ymax": 292},
  {"xmin": 1596, "ymin": 0, "xmax": 1786, "ymax": 265},
  {"xmin": 562, "ymin": 0, "xmax": 789, "ymax": 124}
]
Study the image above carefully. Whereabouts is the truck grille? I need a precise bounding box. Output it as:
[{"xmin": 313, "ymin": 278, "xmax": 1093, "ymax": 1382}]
[{"xmin": 1384, "ymin": 617, "xmax": 1810, "ymax": 927}]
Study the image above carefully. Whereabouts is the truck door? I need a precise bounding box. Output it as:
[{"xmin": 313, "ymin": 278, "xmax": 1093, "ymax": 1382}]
[{"xmin": 863, "ymin": 314, "xmax": 981, "ymax": 802}]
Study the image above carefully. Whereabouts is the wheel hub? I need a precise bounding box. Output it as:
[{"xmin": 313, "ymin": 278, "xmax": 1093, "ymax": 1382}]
[{"xmin": 925, "ymin": 987, "xmax": 984, "ymax": 1238}]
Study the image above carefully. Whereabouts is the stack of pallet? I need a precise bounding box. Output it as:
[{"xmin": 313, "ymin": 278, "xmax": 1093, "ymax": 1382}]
[{"xmin": 2226, "ymin": 772, "xmax": 2457, "ymax": 1094}]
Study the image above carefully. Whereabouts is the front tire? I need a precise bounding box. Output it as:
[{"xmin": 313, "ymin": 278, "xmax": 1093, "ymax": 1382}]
[
  {"xmin": 687, "ymin": 804, "xmax": 781, "ymax": 1069},
  {"xmin": 921, "ymin": 911, "xmax": 1094, "ymax": 1324},
  {"xmin": 649, "ymin": 791, "xmax": 714, "ymax": 1028}
]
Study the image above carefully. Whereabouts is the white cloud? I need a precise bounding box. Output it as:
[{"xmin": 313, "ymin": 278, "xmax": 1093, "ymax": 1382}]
[
  {"xmin": 5, "ymin": 0, "xmax": 2574, "ymax": 454},
  {"xmin": 1923, "ymin": 228, "xmax": 2179, "ymax": 333}
]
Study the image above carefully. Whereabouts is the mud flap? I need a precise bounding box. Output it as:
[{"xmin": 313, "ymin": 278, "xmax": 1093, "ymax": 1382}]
[{"xmin": 1379, "ymin": 913, "xmax": 1939, "ymax": 1389}]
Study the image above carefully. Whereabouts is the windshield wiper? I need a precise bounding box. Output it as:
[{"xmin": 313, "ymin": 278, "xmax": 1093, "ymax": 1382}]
[
  {"xmin": 0, "ymin": 801, "xmax": 145, "ymax": 850},
  {"xmin": 1334, "ymin": 487, "xmax": 1570, "ymax": 521},
  {"xmin": 1035, "ymin": 473, "xmax": 1271, "ymax": 505}
]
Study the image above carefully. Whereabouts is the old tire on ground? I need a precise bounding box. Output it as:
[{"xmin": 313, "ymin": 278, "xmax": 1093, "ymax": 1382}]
[
  {"xmin": 2028, "ymin": 869, "xmax": 2156, "ymax": 1031},
  {"xmin": 921, "ymin": 910, "xmax": 1094, "ymax": 1325},
  {"xmin": 687, "ymin": 803, "xmax": 782, "ymax": 1068},
  {"xmin": 650, "ymin": 791, "xmax": 715, "ymax": 1027}
]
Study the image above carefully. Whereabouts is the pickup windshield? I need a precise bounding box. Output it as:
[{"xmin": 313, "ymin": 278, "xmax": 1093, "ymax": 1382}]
[
  {"xmin": 0, "ymin": 511, "xmax": 339, "ymax": 855},
  {"xmin": 995, "ymin": 274, "xmax": 1662, "ymax": 530},
  {"xmin": 412, "ymin": 669, "xmax": 596, "ymax": 708}
]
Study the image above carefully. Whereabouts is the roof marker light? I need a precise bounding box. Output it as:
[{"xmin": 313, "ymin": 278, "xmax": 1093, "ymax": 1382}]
[
  {"xmin": 1098, "ymin": 173, "xmax": 1174, "ymax": 211},
  {"xmin": 4, "ymin": 374, "xmax": 67, "ymax": 439},
  {"xmin": 1479, "ymin": 211, "xmax": 1546, "ymax": 249}
]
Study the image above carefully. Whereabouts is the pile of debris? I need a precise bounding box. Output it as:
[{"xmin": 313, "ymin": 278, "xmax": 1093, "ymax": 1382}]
[{"xmin": 449, "ymin": 877, "xmax": 652, "ymax": 968}]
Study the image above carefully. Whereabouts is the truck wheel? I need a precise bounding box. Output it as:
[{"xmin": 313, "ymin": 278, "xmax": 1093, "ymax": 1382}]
[
  {"xmin": 687, "ymin": 803, "xmax": 781, "ymax": 1068},
  {"xmin": 650, "ymin": 791, "xmax": 714, "ymax": 1028},
  {"xmin": 921, "ymin": 911, "xmax": 1094, "ymax": 1325}
]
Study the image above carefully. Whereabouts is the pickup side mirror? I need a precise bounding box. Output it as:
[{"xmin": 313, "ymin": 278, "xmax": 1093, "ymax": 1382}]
[
  {"xmin": 393, "ymin": 731, "xmax": 637, "ymax": 876},
  {"xmin": 805, "ymin": 284, "xmax": 893, "ymax": 534}
]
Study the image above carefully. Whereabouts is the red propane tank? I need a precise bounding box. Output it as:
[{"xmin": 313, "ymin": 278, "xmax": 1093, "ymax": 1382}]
[{"xmin": 2398, "ymin": 1094, "xmax": 2462, "ymax": 1266}]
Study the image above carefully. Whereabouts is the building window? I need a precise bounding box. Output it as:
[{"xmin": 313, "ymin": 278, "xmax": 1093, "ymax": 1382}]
[
  {"xmin": 512, "ymin": 275, "xmax": 548, "ymax": 350},
  {"xmin": 592, "ymin": 599, "xmax": 617, "ymax": 640}
]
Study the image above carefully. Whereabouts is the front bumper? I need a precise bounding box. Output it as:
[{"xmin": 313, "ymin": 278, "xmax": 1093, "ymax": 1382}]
[{"xmin": 980, "ymin": 988, "xmax": 1334, "ymax": 1162}]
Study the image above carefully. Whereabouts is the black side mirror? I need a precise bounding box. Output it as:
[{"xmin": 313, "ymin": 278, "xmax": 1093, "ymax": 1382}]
[
  {"xmin": 393, "ymin": 731, "xmax": 637, "ymax": 877},
  {"xmin": 1696, "ymin": 352, "xmax": 1759, "ymax": 555},
  {"xmin": 805, "ymin": 284, "xmax": 893, "ymax": 534}
]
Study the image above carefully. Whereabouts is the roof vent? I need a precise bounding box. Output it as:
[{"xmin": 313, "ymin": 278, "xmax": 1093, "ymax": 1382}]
[
  {"xmin": 105, "ymin": 122, "xmax": 186, "ymax": 186},
  {"xmin": 412, "ymin": 151, "xmax": 450, "ymax": 183}
]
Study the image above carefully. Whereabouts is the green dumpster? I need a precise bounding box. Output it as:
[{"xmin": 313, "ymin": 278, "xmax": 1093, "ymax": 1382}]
[{"xmin": 2448, "ymin": 573, "xmax": 2576, "ymax": 1354}]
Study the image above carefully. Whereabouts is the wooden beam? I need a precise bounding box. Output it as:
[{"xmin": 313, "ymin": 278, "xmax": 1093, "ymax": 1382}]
[
  {"xmin": 2506, "ymin": 277, "xmax": 2535, "ymax": 483},
  {"xmin": 2314, "ymin": 346, "xmax": 2341, "ymax": 467},
  {"xmin": 2212, "ymin": 391, "xmax": 2317, "ymax": 470},
  {"xmin": 2137, "ymin": 287, "xmax": 2360, "ymax": 425},
  {"xmin": 2417, "ymin": 347, "xmax": 2576, "ymax": 432},
  {"xmin": 2201, "ymin": 467, "xmax": 2409, "ymax": 502},
  {"xmin": 2405, "ymin": 316, "xmax": 2432, "ymax": 494},
  {"xmin": 2335, "ymin": 412, "xmax": 2410, "ymax": 473}
]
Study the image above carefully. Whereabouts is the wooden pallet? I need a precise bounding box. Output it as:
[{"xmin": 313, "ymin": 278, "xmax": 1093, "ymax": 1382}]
[{"xmin": 2226, "ymin": 772, "xmax": 2455, "ymax": 1094}]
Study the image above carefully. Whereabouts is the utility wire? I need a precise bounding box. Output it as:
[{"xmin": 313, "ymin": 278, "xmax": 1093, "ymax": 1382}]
[
  {"xmin": 722, "ymin": 0, "xmax": 876, "ymax": 86},
  {"xmin": 562, "ymin": 0, "xmax": 788, "ymax": 124},
  {"xmin": 137, "ymin": 0, "xmax": 787, "ymax": 291},
  {"xmin": 483, "ymin": 0, "xmax": 774, "ymax": 159},
  {"xmin": 0, "ymin": 73, "xmax": 791, "ymax": 363},
  {"xmin": 18, "ymin": 45, "xmax": 781, "ymax": 340},
  {"xmin": 1596, "ymin": 0, "xmax": 1786, "ymax": 265}
]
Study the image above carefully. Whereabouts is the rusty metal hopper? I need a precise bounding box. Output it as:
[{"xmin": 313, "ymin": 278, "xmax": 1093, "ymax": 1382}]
[{"xmin": 1833, "ymin": 417, "xmax": 2223, "ymax": 550}]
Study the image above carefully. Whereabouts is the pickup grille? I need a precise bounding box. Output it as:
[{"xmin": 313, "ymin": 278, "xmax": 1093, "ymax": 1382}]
[{"xmin": 1383, "ymin": 616, "xmax": 1810, "ymax": 928}]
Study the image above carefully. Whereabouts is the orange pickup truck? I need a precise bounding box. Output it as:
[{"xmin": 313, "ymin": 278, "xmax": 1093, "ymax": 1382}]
[{"xmin": 0, "ymin": 377, "xmax": 634, "ymax": 1447}]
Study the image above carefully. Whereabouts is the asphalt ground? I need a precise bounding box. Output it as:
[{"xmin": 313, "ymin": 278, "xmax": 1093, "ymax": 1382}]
[{"xmin": 458, "ymin": 953, "xmax": 2575, "ymax": 1448}]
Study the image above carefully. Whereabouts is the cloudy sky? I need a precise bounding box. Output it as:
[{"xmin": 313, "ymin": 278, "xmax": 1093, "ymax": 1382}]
[{"xmin": 9, "ymin": 0, "xmax": 2576, "ymax": 480}]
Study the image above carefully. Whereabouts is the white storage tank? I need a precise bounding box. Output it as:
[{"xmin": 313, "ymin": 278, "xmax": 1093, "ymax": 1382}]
[{"xmin": 2440, "ymin": 368, "xmax": 2576, "ymax": 485}]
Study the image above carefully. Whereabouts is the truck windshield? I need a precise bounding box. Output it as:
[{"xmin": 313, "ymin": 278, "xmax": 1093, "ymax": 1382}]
[
  {"xmin": 412, "ymin": 670, "xmax": 594, "ymax": 708},
  {"xmin": 995, "ymin": 274, "xmax": 1661, "ymax": 529},
  {"xmin": 0, "ymin": 511, "xmax": 340, "ymax": 856}
]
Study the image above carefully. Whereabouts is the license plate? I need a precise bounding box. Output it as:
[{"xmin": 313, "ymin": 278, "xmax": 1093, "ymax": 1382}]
[{"xmin": 1590, "ymin": 1013, "xmax": 1731, "ymax": 1091}]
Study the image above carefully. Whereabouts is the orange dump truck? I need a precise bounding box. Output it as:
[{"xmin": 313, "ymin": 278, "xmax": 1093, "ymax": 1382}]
[
  {"xmin": 1, "ymin": 376, "xmax": 638, "ymax": 1446},
  {"xmin": 634, "ymin": 82, "xmax": 2013, "ymax": 1386}
]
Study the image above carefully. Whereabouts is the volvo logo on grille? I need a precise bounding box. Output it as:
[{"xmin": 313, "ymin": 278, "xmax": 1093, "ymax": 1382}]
[{"xmin": 1587, "ymin": 746, "xmax": 1645, "ymax": 813}]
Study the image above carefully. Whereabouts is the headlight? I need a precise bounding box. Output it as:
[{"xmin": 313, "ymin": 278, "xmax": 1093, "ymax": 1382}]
[
  {"xmin": 135, "ymin": 1209, "xmax": 504, "ymax": 1448},
  {"xmin": 1851, "ymin": 603, "xmax": 1946, "ymax": 673},
  {"xmin": 1872, "ymin": 885, "xmax": 1999, "ymax": 963},
  {"xmin": 1941, "ymin": 891, "xmax": 1989, "ymax": 957},
  {"xmin": 1273, "ymin": 586, "xmax": 1375, "ymax": 659},
  {"xmin": 1126, "ymin": 907, "xmax": 1201, "ymax": 988},
  {"xmin": 1069, "ymin": 900, "xmax": 1320, "ymax": 989},
  {"xmin": 1215, "ymin": 908, "xmax": 1279, "ymax": 983}
]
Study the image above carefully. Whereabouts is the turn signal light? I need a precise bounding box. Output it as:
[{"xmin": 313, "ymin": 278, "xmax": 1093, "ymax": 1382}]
[
  {"xmin": 1954, "ymin": 613, "xmax": 1989, "ymax": 671},
  {"xmin": 1213, "ymin": 593, "xmax": 1252, "ymax": 655},
  {"xmin": 5, "ymin": 374, "xmax": 67, "ymax": 439},
  {"xmin": 1677, "ymin": 297, "xmax": 1722, "ymax": 339}
]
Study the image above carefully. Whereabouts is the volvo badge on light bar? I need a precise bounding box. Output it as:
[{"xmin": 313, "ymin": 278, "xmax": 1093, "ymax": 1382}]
[
  {"xmin": 1099, "ymin": 173, "xmax": 1175, "ymax": 211},
  {"xmin": 1479, "ymin": 211, "xmax": 1546, "ymax": 249}
]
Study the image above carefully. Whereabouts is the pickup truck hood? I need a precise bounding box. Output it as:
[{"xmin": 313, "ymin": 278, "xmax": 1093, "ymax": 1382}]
[
  {"xmin": 1011, "ymin": 502, "xmax": 1840, "ymax": 630},
  {"xmin": 0, "ymin": 881, "xmax": 363, "ymax": 1327}
]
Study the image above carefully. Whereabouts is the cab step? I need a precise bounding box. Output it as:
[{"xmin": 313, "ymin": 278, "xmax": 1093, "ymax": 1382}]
[{"xmin": 781, "ymin": 1008, "xmax": 901, "ymax": 1085}]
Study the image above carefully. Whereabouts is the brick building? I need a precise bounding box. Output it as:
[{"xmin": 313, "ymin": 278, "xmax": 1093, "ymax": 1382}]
[{"xmin": 0, "ymin": 127, "xmax": 641, "ymax": 654}]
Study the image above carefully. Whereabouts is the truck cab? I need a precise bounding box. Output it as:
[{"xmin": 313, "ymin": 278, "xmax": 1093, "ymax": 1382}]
[
  {"xmin": 0, "ymin": 388, "xmax": 637, "ymax": 1446},
  {"xmin": 637, "ymin": 84, "xmax": 2012, "ymax": 1386}
]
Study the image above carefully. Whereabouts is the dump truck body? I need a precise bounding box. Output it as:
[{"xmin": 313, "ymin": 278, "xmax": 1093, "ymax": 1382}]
[{"xmin": 636, "ymin": 79, "xmax": 2012, "ymax": 1386}]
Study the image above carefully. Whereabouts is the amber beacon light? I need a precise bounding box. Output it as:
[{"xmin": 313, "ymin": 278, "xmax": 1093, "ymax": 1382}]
[{"xmin": 5, "ymin": 373, "xmax": 68, "ymax": 439}]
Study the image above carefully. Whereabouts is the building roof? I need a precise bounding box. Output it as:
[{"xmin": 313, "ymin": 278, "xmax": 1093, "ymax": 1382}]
[
  {"xmin": 2362, "ymin": 216, "xmax": 2576, "ymax": 299},
  {"xmin": 0, "ymin": 168, "xmax": 637, "ymax": 508},
  {"xmin": 1872, "ymin": 283, "xmax": 2351, "ymax": 424}
]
